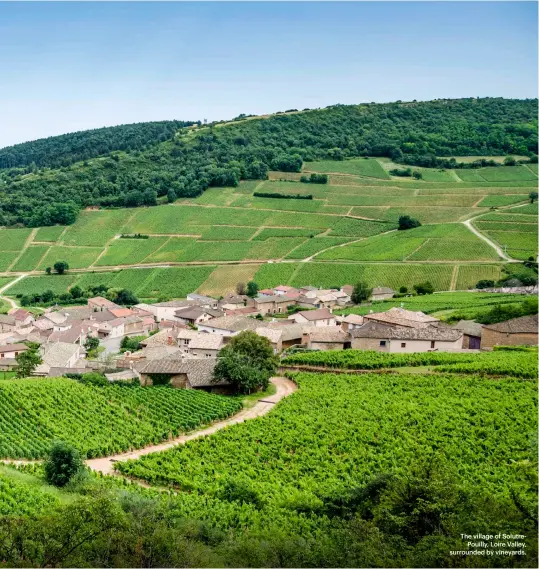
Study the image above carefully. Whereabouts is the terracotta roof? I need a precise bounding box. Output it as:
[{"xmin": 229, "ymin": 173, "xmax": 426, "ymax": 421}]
[
  {"xmin": 88, "ymin": 297, "xmax": 120, "ymax": 308},
  {"xmin": 351, "ymin": 322, "xmax": 462, "ymax": 342},
  {"xmin": 0, "ymin": 343, "xmax": 28, "ymax": 353},
  {"xmin": 9, "ymin": 309, "xmax": 33, "ymax": 321},
  {"xmin": 364, "ymin": 307, "xmax": 438, "ymax": 328},
  {"xmin": 109, "ymin": 308, "xmax": 135, "ymax": 318},
  {"xmin": 482, "ymin": 314, "xmax": 538, "ymax": 334},
  {"xmin": 294, "ymin": 308, "xmax": 334, "ymax": 321}
]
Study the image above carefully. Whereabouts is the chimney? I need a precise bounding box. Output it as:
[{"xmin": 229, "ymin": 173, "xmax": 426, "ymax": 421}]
[{"xmin": 167, "ymin": 335, "xmax": 175, "ymax": 346}]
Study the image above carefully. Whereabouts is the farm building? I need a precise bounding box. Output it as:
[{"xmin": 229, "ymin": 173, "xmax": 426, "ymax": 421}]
[
  {"xmin": 254, "ymin": 295, "xmax": 294, "ymax": 315},
  {"xmin": 140, "ymin": 356, "xmax": 230, "ymax": 392},
  {"xmin": 350, "ymin": 322, "xmax": 463, "ymax": 353},
  {"xmin": 453, "ymin": 320, "xmax": 483, "ymax": 349},
  {"xmin": 0, "ymin": 343, "xmax": 29, "ymax": 360},
  {"xmin": 174, "ymin": 306, "xmax": 223, "ymax": 326},
  {"xmin": 338, "ymin": 314, "xmax": 364, "ymax": 332},
  {"xmin": 481, "ymin": 314, "xmax": 538, "ymax": 349},
  {"xmin": 370, "ymin": 287, "xmax": 396, "ymax": 301},
  {"xmin": 302, "ymin": 327, "xmax": 351, "ymax": 351},
  {"xmin": 363, "ymin": 307, "xmax": 439, "ymax": 329},
  {"xmin": 88, "ymin": 297, "xmax": 121, "ymax": 312}
]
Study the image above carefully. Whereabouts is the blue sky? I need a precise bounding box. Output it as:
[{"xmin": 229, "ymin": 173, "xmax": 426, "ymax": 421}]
[{"xmin": 0, "ymin": 1, "xmax": 537, "ymax": 148}]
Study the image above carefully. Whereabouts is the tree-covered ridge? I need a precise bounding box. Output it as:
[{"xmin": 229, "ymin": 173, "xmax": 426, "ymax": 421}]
[
  {"xmin": 0, "ymin": 97, "xmax": 536, "ymax": 227},
  {"xmin": 212, "ymin": 97, "xmax": 538, "ymax": 161},
  {"xmin": 0, "ymin": 120, "xmax": 195, "ymax": 169}
]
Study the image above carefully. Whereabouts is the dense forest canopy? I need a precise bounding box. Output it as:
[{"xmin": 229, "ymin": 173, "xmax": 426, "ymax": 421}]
[
  {"xmin": 0, "ymin": 120, "xmax": 196, "ymax": 169},
  {"xmin": 0, "ymin": 97, "xmax": 536, "ymax": 227}
]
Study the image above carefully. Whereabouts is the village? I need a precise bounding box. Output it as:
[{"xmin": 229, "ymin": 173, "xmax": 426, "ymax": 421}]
[{"xmin": 0, "ymin": 281, "xmax": 537, "ymax": 391}]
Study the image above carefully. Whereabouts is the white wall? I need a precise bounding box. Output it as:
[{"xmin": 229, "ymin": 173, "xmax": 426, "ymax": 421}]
[{"xmin": 387, "ymin": 338, "xmax": 463, "ymax": 353}]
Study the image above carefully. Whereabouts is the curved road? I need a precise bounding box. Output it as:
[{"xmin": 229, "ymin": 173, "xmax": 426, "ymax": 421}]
[
  {"xmin": 86, "ymin": 376, "xmax": 296, "ymax": 475},
  {"xmin": 462, "ymin": 218, "xmax": 513, "ymax": 262}
]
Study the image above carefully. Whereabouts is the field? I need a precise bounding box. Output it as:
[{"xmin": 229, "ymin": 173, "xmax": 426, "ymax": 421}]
[
  {"xmin": 283, "ymin": 348, "xmax": 537, "ymax": 378},
  {"xmin": 118, "ymin": 370, "xmax": 537, "ymax": 510},
  {"xmin": 0, "ymin": 158, "xmax": 537, "ymax": 300},
  {"xmin": 0, "ymin": 378, "xmax": 242, "ymax": 459},
  {"xmin": 197, "ymin": 264, "xmax": 261, "ymax": 296}
]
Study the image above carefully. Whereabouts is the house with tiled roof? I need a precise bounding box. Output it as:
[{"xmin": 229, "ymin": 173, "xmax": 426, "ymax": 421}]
[
  {"xmin": 288, "ymin": 308, "xmax": 336, "ymax": 327},
  {"xmin": 363, "ymin": 307, "xmax": 439, "ymax": 329},
  {"xmin": 88, "ymin": 297, "xmax": 121, "ymax": 312},
  {"xmin": 370, "ymin": 287, "xmax": 396, "ymax": 301},
  {"xmin": 481, "ymin": 314, "xmax": 538, "ymax": 349},
  {"xmin": 302, "ymin": 327, "xmax": 351, "ymax": 351},
  {"xmin": 350, "ymin": 322, "xmax": 463, "ymax": 353}
]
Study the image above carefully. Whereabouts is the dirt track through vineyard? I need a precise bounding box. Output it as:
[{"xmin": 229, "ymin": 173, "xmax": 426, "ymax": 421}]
[{"xmin": 86, "ymin": 376, "xmax": 297, "ymax": 475}]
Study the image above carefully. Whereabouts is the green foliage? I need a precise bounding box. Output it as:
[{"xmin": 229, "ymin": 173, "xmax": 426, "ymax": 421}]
[
  {"xmin": 413, "ymin": 281, "xmax": 434, "ymax": 295},
  {"xmin": 0, "ymin": 378, "xmax": 241, "ymax": 458},
  {"xmin": 475, "ymin": 296, "xmax": 538, "ymax": 325},
  {"xmin": 120, "ymin": 335, "xmax": 145, "ymax": 352},
  {"xmin": 44, "ymin": 442, "xmax": 84, "ymax": 487},
  {"xmin": 246, "ymin": 281, "xmax": 259, "ymax": 298},
  {"xmin": 300, "ymin": 173, "xmax": 328, "ymax": 184},
  {"xmin": 53, "ymin": 261, "xmax": 69, "ymax": 274},
  {"xmin": 351, "ymin": 281, "xmax": 371, "ymax": 304},
  {"xmin": 529, "ymin": 191, "xmax": 538, "ymax": 203},
  {"xmin": 15, "ymin": 344, "xmax": 42, "ymax": 378},
  {"xmin": 476, "ymin": 279, "xmax": 495, "ymax": 289},
  {"xmin": 113, "ymin": 289, "xmax": 138, "ymax": 306},
  {"xmin": 213, "ymin": 331, "xmax": 278, "ymax": 393},
  {"xmin": 84, "ymin": 336, "xmax": 100, "ymax": 353},
  {"xmin": 0, "ymin": 98, "xmax": 536, "ymax": 227},
  {"xmin": 398, "ymin": 215, "xmax": 422, "ymax": 230},
  {"xmin": 253, "ymin": 191, "xmax": 313, "ymax": 200},
  {"xmin": 283, "ymin": 348, "xmax": 537, "ymax": 378}
]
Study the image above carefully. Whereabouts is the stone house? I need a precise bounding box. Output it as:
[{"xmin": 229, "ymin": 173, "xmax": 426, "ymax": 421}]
[
  {"xmin": 0, "ymin": 315, "xmax": 17, "ymax": 333},
  {"xmin": 186, "ymin": 293, "xmax": 219, "ymax": 309},
  {"xmin": 363, "ymin": 307, "xmax": 439, "ymax": 329},
  {"xmin": 34, "ymin": 342, "xmax": 86, "ymax": 375},
  {"xmin": 197, "ymin": 315, "xmax": 263, "ymax": 338},
  {"xmin": 140, "ymin": 357, "xmax": 231, "ymax": 392},
  {"xmin": 453, "ymin": 320, "xmax": 483, "ymax": 349},
  {"xmin": 481, "ymin": 314, "xmax": 538, "ymax": 349},
  {"xmin": 254, "ymin": 295, "xmax": 294, "ymax": 315},
  {"xmin": 350, "ymin": 322, "xmax": 463, "ymax": 353},
  {"xmin": 188, "ymin": 334, "xmax": 225, "ymax": 358},
  {"xmin": 8, "ymin": 308, "xmax": 35, "ymax": 328},
  {"xmin": 174, "ymin": 306, "xmax": 223, "ymax": 326},
  {"xmin": 0, "ymin": 343, "xmax": 29, "ymax": 360},
  {"xmin": 88, "ymin": 297, "xmax": 121, "ymax": 312},
  {"xmin": 338, "ymin": 314, "xmax": 364, "ymax": 332},
  {"xmin": 289, "ymin": 308, "xmax": 336, "ymax": 327},
  {"xmin": 302, "ymin": 327, "xmax": 351, "ymax": 351},
  {"xmin": 370, "ymin": 287, "xmax": 396, "ymax": 301}
]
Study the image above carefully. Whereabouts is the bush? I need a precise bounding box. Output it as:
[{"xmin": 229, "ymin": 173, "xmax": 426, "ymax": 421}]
[
  {"xmin": 413, "ymin": 282, "xmax": 435, "ymax": 295},
  {"xmin": 300, "ymin": 173, "xmax": 328, "ymax": 184},
  {"xmin": 44, "ymin": 442, "xmax": 84, "ymax": 487},
  {"xmin": 398, "ymin": 215, "xmax": 422, "ymax": 230},
  {"xmin": 253, "ymin": 192, "xmax": 312, "ymax": 200},
  {"xmin": 475, "ymin": 280, "xmax": 495, "ymax": 289}
]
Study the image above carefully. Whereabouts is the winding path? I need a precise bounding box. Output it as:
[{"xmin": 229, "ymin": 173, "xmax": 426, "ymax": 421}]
[
  {"xmin": 462, "ymin": 218, "xmax": 513, "ymax": 262},
  {"xmin": 0, "ymin": 274, "xmax": 26, "ymax": 309},
  {"xmin": 86, "ymin": 376, "xmax": 296, "ymax": 475}
]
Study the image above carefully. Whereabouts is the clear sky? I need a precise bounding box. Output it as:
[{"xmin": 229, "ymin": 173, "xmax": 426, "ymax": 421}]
[{"xmin": 0, "ymin": 1, "xmax": 537, "ymax": 148}]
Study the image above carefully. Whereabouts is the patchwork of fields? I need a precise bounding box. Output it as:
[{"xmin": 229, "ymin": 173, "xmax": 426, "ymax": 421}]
[{"xmin": 0, "ymin": 158, "xmax": 536, "ymax": 300}]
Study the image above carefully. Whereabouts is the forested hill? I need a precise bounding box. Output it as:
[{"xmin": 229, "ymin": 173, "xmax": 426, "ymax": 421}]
[
  {"xmin": 0, "ymin": 120, "xmax": 196, "ymax": 169},
  {"xmin": 0, "ymin": 97, "xmax": 537, "ymax": 227}
]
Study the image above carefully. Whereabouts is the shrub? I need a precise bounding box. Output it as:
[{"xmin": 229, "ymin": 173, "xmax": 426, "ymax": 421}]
[
  {"xmin": 44, "ymin": 441, "xmax": 84, "ymax": 487},
  {"xmin": 398, "ymin": 215, "xmax": 422, "ymax": 230}
]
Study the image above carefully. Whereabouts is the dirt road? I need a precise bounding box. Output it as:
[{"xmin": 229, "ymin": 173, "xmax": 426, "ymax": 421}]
[{"xmin": 86, "ymin": 376, "xmax": 296, "ymax": 475}]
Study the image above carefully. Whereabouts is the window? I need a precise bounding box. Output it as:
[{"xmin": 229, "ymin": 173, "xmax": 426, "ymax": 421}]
[
  {"xmin": 205, "ymin": 353, "xmax": 212, "ymax": 358},
  {"xmin": 183, "ymin": 339, "xmax": 189, "ymax": 345},
  {"xmin": 430, "ymin": 341, "xmax": 435, "ymax": 349},
  {"xmin": 401, "ymin": 343, "xmax": 406, "ymax": 348},
  {"xmin": 379, "ymin": 340, "xmax": 386, "ymax": 347}
]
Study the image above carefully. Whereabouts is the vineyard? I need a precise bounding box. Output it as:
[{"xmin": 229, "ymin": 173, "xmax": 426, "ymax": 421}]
[
  {"xmin": 0, "ymin": 471, "xmax": 60, "ymax": 516},
  {"xmin": 282, "ymin": 348, "xmax": 538, "ymax": 378},
  {"xmin": 0, "ymin": 378, "xmax": 242, "ymax": 459},
  {"xmin": 117, "ymin": 371, "xmax": 537, "ymax": 510}
]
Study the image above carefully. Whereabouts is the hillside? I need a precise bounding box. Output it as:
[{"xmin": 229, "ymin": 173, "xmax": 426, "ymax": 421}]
[{"xmin": 0, "ymin": 97, "xmax": 536, "ymax": 227}]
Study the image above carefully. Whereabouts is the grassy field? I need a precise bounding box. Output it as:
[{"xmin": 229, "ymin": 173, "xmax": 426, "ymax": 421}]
[
  {"xmin": 197, "ymin": 264, "xmax": 261, "ymax": 296},
  {"xmin": 305, "ymin": 158, "xmax": 391, "ymax": 179}
]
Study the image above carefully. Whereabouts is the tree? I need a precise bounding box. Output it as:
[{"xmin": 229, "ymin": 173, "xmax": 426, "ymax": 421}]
[
  {"xmin": 45, "ymin": 267, "xmax": 51, "ymax": 275},
  {"xmin": 44, "ymin": 442, "xmax": 84, "ymax": 487},
  {"xmin": 84, "ymin": 336, "xmax": 100, "ymax": 353},
  {"xmin": 114, "ymin": 289, "xmax": 138, "ymax": 306},
  {"xmin": 53, "ymin": 261, "xmax": 69, "ymax": 274},
  {"xmin": 529, "ymin": 191, "xmax": 538, "ymax": 203},
  {"xmin": 504, "ymin": 156, "xmax": 517, "ymax": 166},
  {"xmin": 167, "ymin": 188, "xmax": 176, "ymax": 203},
  {"xmin": 475, "ymin": 279, "xmax": 495, "ymax": 289},
  {"xmin": 413, "ymin": 281, "xmax": 435, "ymax": 295},
  {"xmin": 70, "ymin": 285, "xmax": 83, "ymax": 299},
  {"xmin": 399, "ymin": 286, "xmax": 408, "ymax": 294},
  {"xmin": 351, "ymin": 281, "xmax": 372, "ymax": 304},
  {"xmin": 246, "ymin": 281, "xmax": 259, "ymax": 298},
  {"xmin": 213, "ymin": 331, "xmax": 278, "ymax": 393},
  {"xmin": 236, "ymin": 282, "xmax": 247, "ymax": 295},
  {"xmin": 15, "ymin": 343, "xmax": 42, "ymax": 378},
  {"xmin": 398, "ymin": 215, "xmax": 422, "ymax": 230}
]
